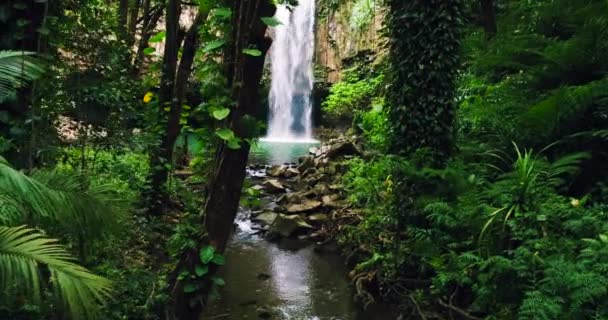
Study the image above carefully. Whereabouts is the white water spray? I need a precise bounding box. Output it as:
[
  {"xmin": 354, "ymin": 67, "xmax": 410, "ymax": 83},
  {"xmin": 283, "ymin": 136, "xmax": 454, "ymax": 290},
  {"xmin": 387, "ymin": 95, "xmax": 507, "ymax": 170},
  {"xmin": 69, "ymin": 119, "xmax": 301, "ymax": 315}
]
[{"xmin": 263, "ymin": 0, "xmax": 317, "ymax": 143}]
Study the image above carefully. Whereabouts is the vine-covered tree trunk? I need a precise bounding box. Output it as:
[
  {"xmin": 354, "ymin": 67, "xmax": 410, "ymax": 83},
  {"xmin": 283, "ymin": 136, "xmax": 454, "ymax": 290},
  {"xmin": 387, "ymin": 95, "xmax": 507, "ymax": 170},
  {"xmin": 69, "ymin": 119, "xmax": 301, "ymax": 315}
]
[
  {"xmin": 386, "ymin": 0, "xmax": 462, "ymax": 159},
  {"xmin": 171, "ymin": 1, "xmax": 275, "ymax": 318}
]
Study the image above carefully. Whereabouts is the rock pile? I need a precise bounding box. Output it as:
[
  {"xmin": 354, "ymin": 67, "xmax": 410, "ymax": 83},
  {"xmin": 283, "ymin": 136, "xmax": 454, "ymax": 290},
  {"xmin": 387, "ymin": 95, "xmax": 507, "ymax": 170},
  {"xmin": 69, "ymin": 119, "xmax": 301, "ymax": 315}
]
[{"xmin": 248, "ymin": 135, "xmax": 363, "ymax": 239}]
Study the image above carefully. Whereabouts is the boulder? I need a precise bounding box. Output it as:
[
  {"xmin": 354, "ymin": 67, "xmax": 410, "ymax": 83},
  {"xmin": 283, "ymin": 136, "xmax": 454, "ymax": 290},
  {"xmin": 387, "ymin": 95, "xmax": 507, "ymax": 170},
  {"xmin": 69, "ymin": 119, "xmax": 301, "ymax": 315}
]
[
  {"xmin": 283, "ymin": 167, "xmax": 300, "ymax": 179},
  {"xmin": 271, "ymin": 214, "xmax": 313, "ymax": 237},
  {"xmin": 252, "ymin": 212, "xmax": 278, "ymax": 225},
  {"xmin": 300, "ymin": 167, "xmax": 317, "ymax": 179},
  {"xmin": 263, "ymin": 179, "xmax": 286, "ymax": 193},
  {"xmin": 307, "ymin": 213, "xmax": 329, "ymax": 222},
  {"xmin": 312, "ymin": 183, "xmax": 330, "ymax": 196},
  {"xmin": 322, "ymin": 194, "xmax": 341, "ymax": 207},
  {"xmin": 286, "ymin": 200, "xmax": 322, "ymax": 213},
  {"xmin": 297, "ymin": 155, "xmax": 315, "ymax": 172},
  {"xmin": 325, "ymin": 140, "xmax": 359, "ymax": 159},
  {"xmin": 266, "ymin": 164, "xmax": 287, "ymax": 177}
]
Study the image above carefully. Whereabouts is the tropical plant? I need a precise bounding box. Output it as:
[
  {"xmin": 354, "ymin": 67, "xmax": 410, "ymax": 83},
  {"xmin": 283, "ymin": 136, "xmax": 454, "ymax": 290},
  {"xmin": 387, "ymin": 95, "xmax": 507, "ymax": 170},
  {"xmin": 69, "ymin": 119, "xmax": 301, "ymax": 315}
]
[
  {"xmin": 0, "ymin": 50, "xmax": 44, "ymax": 103},
  {"xmin": 0, "ymin": 156, "xmax": 117, "ymax": 318}
]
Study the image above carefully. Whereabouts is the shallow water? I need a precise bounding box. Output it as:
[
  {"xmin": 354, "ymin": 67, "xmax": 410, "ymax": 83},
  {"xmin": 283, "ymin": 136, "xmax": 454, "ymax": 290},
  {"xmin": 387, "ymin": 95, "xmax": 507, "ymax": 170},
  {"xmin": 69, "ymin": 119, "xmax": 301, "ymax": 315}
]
[
  {"xmin": 204, "ymin": 211, "xmax": 398, "ymax": 320},
  {"xmin": 203, "ymin": 142, "xmax": 399, "ymax": 320}
]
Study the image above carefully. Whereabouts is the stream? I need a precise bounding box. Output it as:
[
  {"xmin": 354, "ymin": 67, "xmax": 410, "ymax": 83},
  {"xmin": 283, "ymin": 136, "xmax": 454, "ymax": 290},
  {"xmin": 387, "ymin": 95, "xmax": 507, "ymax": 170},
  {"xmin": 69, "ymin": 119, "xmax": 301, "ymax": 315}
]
[{"xmin": 203, "ymin": 141, "xmax": 399, "ymax": 320}]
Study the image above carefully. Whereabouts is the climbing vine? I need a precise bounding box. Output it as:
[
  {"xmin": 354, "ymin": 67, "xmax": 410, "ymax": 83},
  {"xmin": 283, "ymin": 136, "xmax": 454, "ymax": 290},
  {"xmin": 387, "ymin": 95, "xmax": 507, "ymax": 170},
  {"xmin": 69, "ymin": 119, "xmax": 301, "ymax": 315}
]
[{"xmin": 386, "ymin": 0, "xmax": 463, "ymax": 157}]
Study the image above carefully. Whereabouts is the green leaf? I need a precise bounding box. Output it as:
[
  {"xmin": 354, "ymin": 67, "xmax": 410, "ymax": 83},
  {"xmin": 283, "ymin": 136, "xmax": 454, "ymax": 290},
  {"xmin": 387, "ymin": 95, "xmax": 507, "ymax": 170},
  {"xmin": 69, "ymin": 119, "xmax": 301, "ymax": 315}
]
[
  {"xmin": 149, "ymin": 31, "xmax": 166, "ymax": 43},
  {"xmin": 242, "ymin": 49, "xmax": 262, "ymax": 57},
  {"xmin": 214, "ymin": 7, "xmax": 232, "ymax": 18},
  {"xmin": 143, "ymin": 47, "xmax": 156, "ymax": 55},
  {"xmin": 227, "ymin": 138, "xmax": 241, "ymax": 150},
  {"xmin": 212, "ymin": 276, "xmax": 225, "ymax": 286},
  {"xmin": 183, "ymin": 283, "xmax": 198, "ymax": 293},
  {"xmin": 199, "ymin": 246, "xmax": 215, "ymax": 264},
  {"xmin": 203, "ymin": 40, "xmax": 225, "ymax": 53},
  {"xmin": 211, "ymin": 254, "xmax": 225, "ymax": 265},
  {"xmin": 212, "ymin": 108, "xmax": 231, "ymax": 120},
  {"xmin": 195, "ymin": 265, "xmax": 208, "ymax": 277},
  {"xmin": 215, "ymin": 128, "xmax": 235, "ymax": 141},
  {"xmin": 261, "ymin": 16, "xmax": 282, "ymax": 27}
]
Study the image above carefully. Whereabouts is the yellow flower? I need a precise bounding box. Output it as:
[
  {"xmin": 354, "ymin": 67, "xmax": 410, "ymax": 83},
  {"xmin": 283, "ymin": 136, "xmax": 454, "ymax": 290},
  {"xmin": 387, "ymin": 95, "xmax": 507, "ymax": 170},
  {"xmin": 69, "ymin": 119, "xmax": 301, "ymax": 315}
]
[
  {"xmin": 143, "ymin": 92, "xmax": 154, "ymax": 103},
  {"xmin": 570, "ymin": 198, "xmax": 580, "ymax": 208}
]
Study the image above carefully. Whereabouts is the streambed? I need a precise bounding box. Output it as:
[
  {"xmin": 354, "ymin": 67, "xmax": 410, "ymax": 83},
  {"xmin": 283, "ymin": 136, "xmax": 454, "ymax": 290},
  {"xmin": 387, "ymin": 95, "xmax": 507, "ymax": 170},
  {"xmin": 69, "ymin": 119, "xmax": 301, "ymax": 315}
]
[{"xmin": 203, "ymin": 141, "xmax": 398, "ymax": 320}]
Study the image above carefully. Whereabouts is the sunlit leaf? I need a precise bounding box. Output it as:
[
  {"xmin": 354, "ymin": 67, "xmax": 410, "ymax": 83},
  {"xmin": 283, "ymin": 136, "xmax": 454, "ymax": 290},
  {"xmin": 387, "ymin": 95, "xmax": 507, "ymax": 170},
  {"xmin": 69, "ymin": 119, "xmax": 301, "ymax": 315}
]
[
  {"xmin": 212, "ymin": 108, "xmax": 230, "ymax": 120},
  {"xmin": 149, "ymin": 31, "xmax": 166, "ymax": 43},
  {"xmin": 143, "ymin": 47, "xmax": 156, "ymax": 55},
  {"xmin": 215, "ymin": 128, "xmax": 234, "ymax": 141},
  {"xmin": 261, "ymin": 16, "xmax": 282, "ymax": 27},
  {"xmin": 199, "ymin": 246, "xmax": 215, "ymax": 264},
  {"xmin": 242, "ymin": 48, "xmax": 262, "ymax": 57},
  {"xmin": 203, "ymin": 40, "xmax": 225, "ymax": 53}
]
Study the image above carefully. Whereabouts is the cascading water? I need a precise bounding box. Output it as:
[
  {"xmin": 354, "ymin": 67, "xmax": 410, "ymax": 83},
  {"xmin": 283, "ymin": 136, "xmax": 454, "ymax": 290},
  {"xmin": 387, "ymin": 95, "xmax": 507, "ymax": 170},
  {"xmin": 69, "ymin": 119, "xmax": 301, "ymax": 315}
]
[{"xmin": 263, "ymin": 0, "xmax": 317, "ymax": 143}]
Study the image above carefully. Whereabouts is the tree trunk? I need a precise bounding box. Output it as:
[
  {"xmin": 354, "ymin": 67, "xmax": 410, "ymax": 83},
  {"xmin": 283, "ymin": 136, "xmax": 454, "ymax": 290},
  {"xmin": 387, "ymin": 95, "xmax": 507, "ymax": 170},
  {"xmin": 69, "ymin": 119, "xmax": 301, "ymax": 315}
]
[
  {"xmin": 134, "ymin": 1, "xmax": 163, "ymax": 73},
  {"xmin": 127, "ymin": 0, "xmax": 142, "ymax": 48},
  {"xmin": 148, "ymin": 12, "xmax": 206, "ymax": 214},
  {"xmin": 480, "ymin": 0, "xmax": 497, "ymax": 37},
  {"xmin": 170, "ymin": 0, "xmax": 276, "ymax": 318},
  {"xmin": 147, "ymin": 0, "xmax": 181, "ymax": 214},
  {"xmin": 118, "ymin": 0, "xmax": 129, "ymax": 42}
]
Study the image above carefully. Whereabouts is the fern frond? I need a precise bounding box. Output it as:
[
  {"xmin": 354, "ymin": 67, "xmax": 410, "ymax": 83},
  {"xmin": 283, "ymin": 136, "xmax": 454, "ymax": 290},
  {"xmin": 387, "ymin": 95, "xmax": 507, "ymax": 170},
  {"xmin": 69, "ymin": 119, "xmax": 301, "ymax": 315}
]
[
  {"xmin": 0, "ymin": 50, "xmax": 45, "ymax": 103},
  {"xmin": 0, "ymin": 226, "xmax": 112, "ymax": 319}
]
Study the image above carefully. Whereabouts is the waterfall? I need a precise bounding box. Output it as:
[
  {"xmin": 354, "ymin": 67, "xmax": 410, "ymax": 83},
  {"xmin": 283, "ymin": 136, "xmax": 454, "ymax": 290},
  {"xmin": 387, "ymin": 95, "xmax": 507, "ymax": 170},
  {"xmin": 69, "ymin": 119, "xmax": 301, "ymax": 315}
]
[{"xmin": 263, "ymin": 0, "xmax": 317, "ymax": 143}]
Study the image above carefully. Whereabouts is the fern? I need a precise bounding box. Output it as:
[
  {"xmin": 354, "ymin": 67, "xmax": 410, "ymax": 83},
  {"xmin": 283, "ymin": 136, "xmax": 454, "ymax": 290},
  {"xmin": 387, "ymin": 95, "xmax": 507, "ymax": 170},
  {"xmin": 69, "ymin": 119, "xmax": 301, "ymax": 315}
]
[
  {"xmin": 0, "ymin": 50, "xmax": 45, "ymax": 103},
  {"xmin": 0, "ymin": 226, "xmax": 112, "ymax": 319}
]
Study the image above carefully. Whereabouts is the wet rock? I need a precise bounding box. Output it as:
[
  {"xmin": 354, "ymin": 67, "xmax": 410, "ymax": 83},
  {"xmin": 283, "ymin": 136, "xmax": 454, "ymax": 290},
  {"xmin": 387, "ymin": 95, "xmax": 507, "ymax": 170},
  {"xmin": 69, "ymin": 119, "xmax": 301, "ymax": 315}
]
[
  {"xmin": 307, "ymin": 213, "xmax": 329, "ymax": 222},
  {"xmin": 322, "ymin": 194, "xmax": 341, "ymax": 208},
  {"xmin": 297, "ymin": 155, "xmax": 315, "ymax": 172},
  {"xmin": 256, "ymin": 306, "xmax": 273, "ymax": 319},
  {"xmin": 266, "ymin": 165, "xmax": 287, "ymax": 177},
  {"xmin": 286, "ymin": 200, "xmax": 322, "ymax": 213},
  {"xmin": 271, "ymin": 214, "xmax": 313, "ymax": 237},
  {"xmin": 300, "ymin": 167, "xmax": 317, "ymax": 179},
  {"xmin": 252, "ymin": 212, "xmax": 278, "ymax": 225},
  {"xmin": 262, "ymin": 179, "xmax": 286, "ymax": 193},
  {"xmin": 257, "ymin": 273, "xmax": 271, "ymax": 280},
  {"xmin": 312, "ymin": 183, "xmax": 330, "ymax": 196},
  {"xmin": 283, "ymin": 167, "xmax": 300, "ymax": 178}
]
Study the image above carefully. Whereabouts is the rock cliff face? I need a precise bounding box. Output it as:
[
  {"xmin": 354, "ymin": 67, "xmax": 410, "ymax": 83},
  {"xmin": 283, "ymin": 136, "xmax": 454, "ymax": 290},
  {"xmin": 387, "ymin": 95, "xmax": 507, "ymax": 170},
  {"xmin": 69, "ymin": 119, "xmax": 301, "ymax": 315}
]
[{"xmin": 313, "ymin": 1, "xmax": 385, "ymax": 83}]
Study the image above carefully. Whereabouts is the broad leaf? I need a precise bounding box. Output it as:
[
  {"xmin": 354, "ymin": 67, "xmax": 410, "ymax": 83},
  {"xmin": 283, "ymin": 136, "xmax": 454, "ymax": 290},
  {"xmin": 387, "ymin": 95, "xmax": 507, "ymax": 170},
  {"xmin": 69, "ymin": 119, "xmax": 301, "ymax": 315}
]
[
  {"xmin": 261, "ymin": 16, "xmax": 282, "ymax": 27},
  {"xmin": 212, "ymin": 108, "xmax": 230, "ymax": 120},
  {"xmin": 195, "ymin": 265, "xmax": 208, "ymax": 277},
  {"xmin": 215, "ymin": 128, "xmax": 235, "ymax": 141},
  {"xmin": 211, "ymin": 253, "xmax": 225, "ymax": 265},
  {"xmin": 199, "ymin": 246, "xmax": 215, "ymax": 264},
  {"xmin": 149, "ymin": 31, "xmax": 166, "ymax": 43},
  {"xmin": 203, "ymin": 40, "xmax": 225, "ymax": 53},
  {"xmin": 143, "ymin": 47, "xmax": 156, "ymax": 55},
  {"xmin": 242, "ymin": 49, "xmax": 262, "ymax": 57}
]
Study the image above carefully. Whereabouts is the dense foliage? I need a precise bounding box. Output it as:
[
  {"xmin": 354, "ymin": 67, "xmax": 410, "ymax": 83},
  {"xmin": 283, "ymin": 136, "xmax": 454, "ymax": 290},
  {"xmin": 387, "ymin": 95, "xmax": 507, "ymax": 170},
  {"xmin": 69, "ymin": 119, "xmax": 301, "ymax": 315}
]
[
  {"xmin": 2, "ymin": 0, "xmax": 608, "ymax": 319},
  {"xmin": 386, "ymin": 0, "xmax": 463, "ymax": 157},
  {"xmin": 326, "ymin": 0, "xmax": 608, "ymax": 318}
]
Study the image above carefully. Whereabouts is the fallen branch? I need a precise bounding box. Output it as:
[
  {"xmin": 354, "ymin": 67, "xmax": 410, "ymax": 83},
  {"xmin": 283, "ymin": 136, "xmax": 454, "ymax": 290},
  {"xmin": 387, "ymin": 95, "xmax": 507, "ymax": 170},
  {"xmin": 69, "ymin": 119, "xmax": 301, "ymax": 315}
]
[{"xmin": 408, "ymin": 294, "xmax": 428, "ymax": 320}]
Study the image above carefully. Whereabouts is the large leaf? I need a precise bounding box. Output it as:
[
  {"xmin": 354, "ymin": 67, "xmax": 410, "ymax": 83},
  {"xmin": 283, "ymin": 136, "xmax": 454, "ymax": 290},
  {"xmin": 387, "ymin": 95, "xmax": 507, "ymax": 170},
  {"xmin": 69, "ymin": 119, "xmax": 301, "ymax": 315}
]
[
  {"xmin": 242, "ymin": 49, "xmax": 262, "ymax": 57},
  {"xmin": 261, "ymin": 16, "xmax": 282, "ymax": 27},
  {"xmin": 0, "ymin": 226, "xmax": 112, "ymax": 319},
  {"xmin": 0, "ymin": 50, "xmax": 45, "ymax": 103},
  {"xmin": 212, "ymin": 107, "xmax": 231, "ymax": 120}
]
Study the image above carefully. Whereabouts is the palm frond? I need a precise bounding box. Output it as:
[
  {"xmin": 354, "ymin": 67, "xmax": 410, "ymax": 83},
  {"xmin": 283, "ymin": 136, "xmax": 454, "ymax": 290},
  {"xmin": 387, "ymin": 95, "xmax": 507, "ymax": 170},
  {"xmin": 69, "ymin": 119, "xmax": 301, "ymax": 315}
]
[
  {"xmin": 0, "ymin": 157, "xmax": 129, "ymax": 248},
  {"xmin": 0, "ymin": 225, "xmax": 112, "ymax": 319},
  {"xmin": 0, "ymin": 50, "xmax": 45, "ymax": 103}
]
